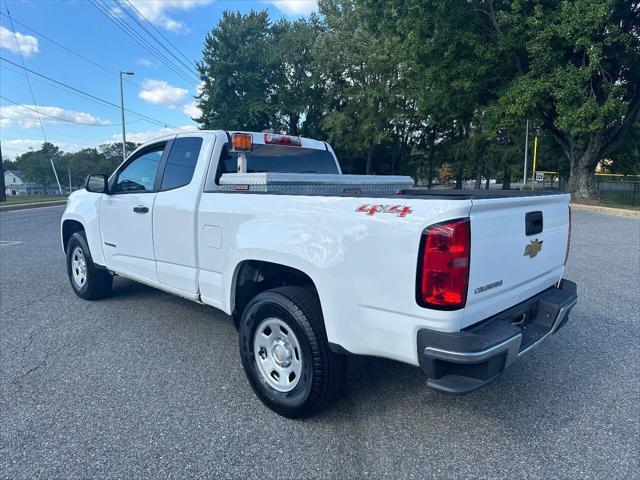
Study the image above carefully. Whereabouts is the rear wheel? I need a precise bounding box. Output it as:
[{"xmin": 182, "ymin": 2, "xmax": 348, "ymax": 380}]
[
  {"xmin": 238, "ymin": 286, "xmax": 345, "ymax": 418},
  {"xmin": 66, "ymin": 231, "xmax": 112, "ymax": 300}
]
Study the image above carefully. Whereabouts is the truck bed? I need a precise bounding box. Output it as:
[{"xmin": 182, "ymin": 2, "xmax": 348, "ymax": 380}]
[{"xmin": 400, "ymin": 188, "xmax": 565, "ymax": 199}]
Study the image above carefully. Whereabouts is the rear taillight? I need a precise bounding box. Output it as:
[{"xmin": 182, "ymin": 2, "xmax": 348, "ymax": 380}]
[
  {"xmin": 564, "ymin": 206, "xmax": 572, "ymax": 265},
  {"xmin": 417, "ymin": 218, "xmax": 470, "ymax": 310}
]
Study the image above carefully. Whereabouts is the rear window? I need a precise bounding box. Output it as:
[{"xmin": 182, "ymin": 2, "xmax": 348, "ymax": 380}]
[
  {"xmin": 218, "ymin": 144, "xmax": 338, "ymax": 176},
  {"xmin": 161, "ymin": 137, "xmax": 203, "ymax": 190}
]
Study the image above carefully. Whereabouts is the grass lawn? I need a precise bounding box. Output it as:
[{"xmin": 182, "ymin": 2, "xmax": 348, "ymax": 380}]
[
  {"xmin": 572, "ymin": 195, "xmax": 640, "ymax": 211},
  {"xmin": 1, "ymin": 195, "xmax": 68, "ymax": 205}
]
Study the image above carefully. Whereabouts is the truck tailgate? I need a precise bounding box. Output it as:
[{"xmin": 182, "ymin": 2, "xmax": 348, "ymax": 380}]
[{"xmin": 463, "ymin": 193, "xmax": 570, "ymax": 328}]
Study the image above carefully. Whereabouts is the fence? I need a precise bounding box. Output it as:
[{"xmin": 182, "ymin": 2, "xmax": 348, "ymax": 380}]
[
  {"xmin": 595, "ymin": 176, "xmax": 639, "ymax": 209},
  {"xmin": 531, "ymin": 172, "xmax": 638, "ymax": 208}
]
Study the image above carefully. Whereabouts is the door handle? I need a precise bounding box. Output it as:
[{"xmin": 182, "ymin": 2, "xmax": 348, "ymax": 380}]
[{"xmin": 133, "ymin": 206, "xmax": 149, "ymax": 214}]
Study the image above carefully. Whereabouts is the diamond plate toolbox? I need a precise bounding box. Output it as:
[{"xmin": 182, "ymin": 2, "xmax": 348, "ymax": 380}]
[{"xmin": 218, "ymin": 172, "xmax": 414, "ymax": 196}]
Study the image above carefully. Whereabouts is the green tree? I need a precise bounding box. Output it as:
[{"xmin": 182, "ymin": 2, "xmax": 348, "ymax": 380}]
[
  {"xmin": 272, "ymin": 16, "xmax": 325, "ymax": 135},
  {"xmin": 369, "ymin": 0, "xmax": 638, "ymax": 198},
  {"xmin": 606, "ymin": 119, "xmax": 640, "ymax": 175},
  {"xmin": 15, "ymin": 142, "xmax": 63, "ymax": 188},
  {"xmin": 97, "ymin": 142, "xmax": 139, "ymax": 167},
  {"xmin": 65, "ymin": 148, "xmax": 118, "ymax": 187},
  {"xmin": 477, "ymin": 0, "xmax": 638, "ymax": 198},
  {"xmin": 196, "ymin": 10, "xmax": 279, "ymax": 131},
  {"xmin": 318, "ymin": 0, "xmax": 400, "ymax": 174}
]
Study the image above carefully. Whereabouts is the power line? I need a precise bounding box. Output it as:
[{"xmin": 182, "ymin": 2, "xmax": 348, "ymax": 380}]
[
  {"xmin": 88, "ymin": 0, "xmax": 199, "ymax": 87},
  {"xmin": 3, "ymin": 0, "xmax": 62, "ymax": 193},
  {"xmin": 1, "ymin": 123, "xmax": 140, "ymax": 148},
  {"xmin": 0, "ymin": 11, "xmax": 114, "ymax": 78},
  {"xmin": 117, "ymin": 0, "xmax": 196, "ymax": 75},
  {"xmin": 0, "ymin": 56, "xmax": 186, "ymax": 131},
  {"xmin": 0, "ymin": 132, "xmax": 95, "ymax": 149},
  {"xmin": 1, "ymin": 62, "xmax": 178, "ymax": 129},
  {"xmin": 0, "ymin": 11, "xmax": 194, "ymax": 110},
  {"xmin": 0, "ymin": 95, "xmax": 118, "ymax": 126},
  {"xmin": 122, "ymin": 0, "xmax": 195, "ymax": 68},
  {"xmin": 3, "ymin": 4, "xmax": 46, "ymax": 142}
]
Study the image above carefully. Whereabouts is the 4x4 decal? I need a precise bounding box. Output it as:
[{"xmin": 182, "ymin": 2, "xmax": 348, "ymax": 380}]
[{"xmin": 356, "ymin": 204, "xmax": 413, "ymax": 217}]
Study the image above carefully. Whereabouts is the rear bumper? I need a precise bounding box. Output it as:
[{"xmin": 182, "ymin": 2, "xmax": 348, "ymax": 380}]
[{"xmin": 417, "ymin": 279, "xmax": 577, "ymax": 394}]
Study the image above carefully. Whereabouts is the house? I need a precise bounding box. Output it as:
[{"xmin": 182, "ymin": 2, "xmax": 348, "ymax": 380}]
[{"xmin": 4, "ymin": 170, "xmax": 65, "ymax": 196}]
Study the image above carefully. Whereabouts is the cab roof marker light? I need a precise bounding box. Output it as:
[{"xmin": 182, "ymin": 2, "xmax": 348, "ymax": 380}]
[
  {"xmin": 264, "ymin": 133, "xmax": 301, "ymax": 147},
  {"xmin": 231, "ymin": 132, "xmax": 253, "ymax": 152},
  {"xmin": 231, "ymin": 132, "xmax": 252, "ymax": 173}
]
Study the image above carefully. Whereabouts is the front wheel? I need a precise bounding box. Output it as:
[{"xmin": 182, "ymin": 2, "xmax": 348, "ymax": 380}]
[
  {"xmin": 66, "ymin": 231, "xmax": 113, "ymax": 300},
  {"xmin": 238, "ymin": 286, "xmax": 345, "ymax": 418}
]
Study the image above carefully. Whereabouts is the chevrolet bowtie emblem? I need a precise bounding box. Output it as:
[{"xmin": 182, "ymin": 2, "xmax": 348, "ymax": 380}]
[{"xmin": 524, "ymin": 239, "xmax": 543, "ymax": 258}]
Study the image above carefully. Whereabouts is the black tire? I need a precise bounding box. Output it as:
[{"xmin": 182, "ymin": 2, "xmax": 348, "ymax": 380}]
[
  {"xmin": 239, "ymin": 286, "xmax": 345, "ymax": 418},
  {"xmin": 66, "ymin": 231, "xmax": 113, "ymax": 300}
]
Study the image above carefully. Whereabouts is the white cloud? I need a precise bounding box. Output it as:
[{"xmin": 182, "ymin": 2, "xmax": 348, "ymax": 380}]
[
  {"xmin": 109, "ymin": 125, "xmax": 195, "ymax": 144},
  {"xmin": 137, "ymin": 58, "xmax": 153, "ymax": 67},
  {"xmin": 0, "ymin": 104, "xmax": 110, "ymax": 128},
  {"xmin": 125, "ymin": 0, "xmax": 213, "ymax": 33},
  {"xmin": 1, "ymin": 139, "xmax": 89, "ymax": 159},
  {"xmin": 182, "ymin": 101, "xmax": 201, "ymax": 119},
  {"xmin": 138, "ymin": 78, "xmax": 202, "ymax": 119},
  {"xmin": 0, "ymin": 26, "xmax": 39, "ymax": 57},
  {"xmin": 138, "ymin": 78, "xmax": 189, "ymax": 106},
  {"xmin": 182, "ymin": 81, "xmax": 204, "ymax": 118},
  {"xmin": 267, "ymin": 0, "xmax": 318, "ymax": 15}
]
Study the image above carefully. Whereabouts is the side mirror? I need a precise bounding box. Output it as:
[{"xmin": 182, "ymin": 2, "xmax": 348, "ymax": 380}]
[{"xmin": 85, "ymin": 174, "xmax": 109, "ymax": 194}]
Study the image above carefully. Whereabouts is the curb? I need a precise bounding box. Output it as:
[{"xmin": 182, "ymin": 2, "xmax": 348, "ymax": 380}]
[
  {"xmin": 570, "ymin": 203, "xmax": 640, "ymax": 218},
  {"xmin": 0, "ymin": 200, "xmax": 67, "ymax": 212}
]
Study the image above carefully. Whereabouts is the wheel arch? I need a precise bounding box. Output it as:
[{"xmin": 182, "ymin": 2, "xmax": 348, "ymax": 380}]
[
  {"xmin": 230, "ymin": 259, "xmax": 321, "ymax": 325},
  {"xmin": 62, "ymin": 219, "xmax": 85, "ymax": 252}
]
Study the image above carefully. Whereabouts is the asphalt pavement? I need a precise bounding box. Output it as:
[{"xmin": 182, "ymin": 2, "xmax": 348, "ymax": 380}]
[{"xmin": 1, "ymin": 205, "xmax": 639, "ymax": 479}]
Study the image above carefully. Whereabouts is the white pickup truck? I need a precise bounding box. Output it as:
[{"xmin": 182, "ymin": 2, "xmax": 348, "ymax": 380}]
[{"xmin": 61, "ymin": 130, "xmax": 577, "ymax": 417}]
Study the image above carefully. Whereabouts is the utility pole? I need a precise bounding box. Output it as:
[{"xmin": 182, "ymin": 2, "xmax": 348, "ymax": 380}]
[
  {"xmin": 51, "ymin": 157, "xmax": 63, "ymax": 194},
  {"xmin": 522, "ymin": 119, "xmax": 529, "ymax": 189},
  {"xmin": 119, "ymin": 71, "xmax": 135, "ymax": 162},
  {"xmin": 68, "ymin": 168, "xmax": 72, "ymax": 194},
  {"xmin": 0, "ymin": 143, "xmax": 6, "ymax": 202}
]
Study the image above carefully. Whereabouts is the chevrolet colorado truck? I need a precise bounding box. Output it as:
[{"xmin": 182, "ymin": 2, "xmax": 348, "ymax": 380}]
[{"xmin": 61, "ymin": 130, "xmax": 577, "ymax": 418}]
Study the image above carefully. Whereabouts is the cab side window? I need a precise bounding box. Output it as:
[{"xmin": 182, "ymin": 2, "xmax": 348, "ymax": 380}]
[
  {"xmin": 115, "ymin": 144, "xmax": 165, "ymax": 193},
  {"xmin": 160, "ymin": 137, "xmax": 203, "ymax": 190}
]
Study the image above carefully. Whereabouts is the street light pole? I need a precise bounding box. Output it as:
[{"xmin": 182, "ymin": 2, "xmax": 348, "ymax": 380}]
[{"xmin": 119, "ymin": 71, "xmax": 135, "ymax": 162}]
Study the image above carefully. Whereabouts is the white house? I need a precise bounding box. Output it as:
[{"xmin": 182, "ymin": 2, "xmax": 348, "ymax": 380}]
[
  {"xmin": 4, "ymin": 170, "xmax": 25, "ymax": 196},
  {"xmin": 4, "ymin": 170, "xmax": 63, "ymax": 196}
]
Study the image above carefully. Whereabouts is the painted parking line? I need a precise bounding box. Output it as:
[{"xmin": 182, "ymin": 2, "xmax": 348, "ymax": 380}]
[{"xmin": 0, "ymin": 240, "xmax": 22, "ymax": 247}]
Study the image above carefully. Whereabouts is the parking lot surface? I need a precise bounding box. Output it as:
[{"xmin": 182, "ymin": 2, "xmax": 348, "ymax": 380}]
[{"xmin": 1, "ymin": 206, "xmax": 639, "ymax": 479}]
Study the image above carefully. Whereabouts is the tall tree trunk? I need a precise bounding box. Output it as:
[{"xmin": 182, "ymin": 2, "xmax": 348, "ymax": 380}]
[
  {"xmin": 366, "ymin": 143, "xmax": 374, "ymax": 175},
  {"xmin": 567, "ymin": 141, "xmax": 600, "ymax": 200},
  {"xmin": 289, "ymin": 113, "xmax": 299, "ymax": 136},
  {"xmin": 454, "ymin": 152, "xmax": 465, "ymax": 189},
  {"xmin": 550, "ymin": 131, "xmax": 601, "ymax": 200},
  {"xmin": 474, "ymin": 163, "xmax": 482, "ymax": 189},
  {"xmin": 485, "ymin": 172, "xmax": 490, "ymax": 189},
  {"xmin": 502, "ymin": 161, "xmax": 511, "ymax": 190},
  {"xmin": 455, "ymin": 173, "xmax": 463, "ymax": 189},
  {"xmin": 568, "ymin": 156, "xmax": 598, "ymax": 200}
]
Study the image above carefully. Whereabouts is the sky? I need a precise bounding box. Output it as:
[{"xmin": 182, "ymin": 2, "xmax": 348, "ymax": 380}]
[{"xmin": 0, "ymin": 0, "xmax": 319, "ymax": 159}]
